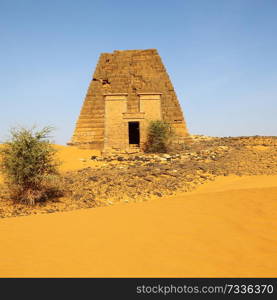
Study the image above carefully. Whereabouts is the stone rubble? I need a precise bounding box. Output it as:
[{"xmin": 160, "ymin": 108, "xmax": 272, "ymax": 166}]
[{"xmin": 0, "ymin": 136, "xmax": 277, "ymax": 218}]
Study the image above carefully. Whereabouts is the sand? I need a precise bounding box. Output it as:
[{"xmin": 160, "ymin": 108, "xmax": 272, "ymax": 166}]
[
  {"xmin": 0, "ymin": 174, "xmax": 276, "ymax": 277},
  {"xmin": 53, "ymin": 144, "xmax": 101, "ymax": 171}
]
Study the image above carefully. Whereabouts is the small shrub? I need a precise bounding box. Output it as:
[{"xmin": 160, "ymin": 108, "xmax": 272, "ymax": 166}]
[
  {"xmin": 144, "ymin": 120, "xmax": 173, "ymax": 153},
  {"xmin": 0, "ymin": 126, "xmax": 62, "ymax": 205}
]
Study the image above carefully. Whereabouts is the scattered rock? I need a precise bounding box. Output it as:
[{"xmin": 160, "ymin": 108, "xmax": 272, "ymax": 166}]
[{"xmin": 1, "ymin": 136, "xmax": 277, "ymax": 218}]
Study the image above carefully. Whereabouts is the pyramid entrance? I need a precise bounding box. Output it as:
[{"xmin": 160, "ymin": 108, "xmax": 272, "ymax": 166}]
[{"xmin": 128, "ymin": 122, "xmax": 140, "ymax": 145}]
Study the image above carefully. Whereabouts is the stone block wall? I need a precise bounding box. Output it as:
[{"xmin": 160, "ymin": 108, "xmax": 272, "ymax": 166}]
[{"xmin": 69, "ymin": 49, "xmax": 189, "ymax": 151}]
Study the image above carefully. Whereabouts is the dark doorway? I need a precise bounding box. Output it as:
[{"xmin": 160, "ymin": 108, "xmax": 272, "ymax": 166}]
[{"xmin": 128, "ymin": 122, "xmax": 140, "ymax": 145}]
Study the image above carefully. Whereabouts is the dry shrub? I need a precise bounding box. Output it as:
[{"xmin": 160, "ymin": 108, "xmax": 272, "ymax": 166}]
[
  {"xmin": 0, "ymin": 126, "xmax": 63, "ymax": 205},
  {"xmin": 144, "ymin": 120, "xmax": 174, "ymax": 153}
]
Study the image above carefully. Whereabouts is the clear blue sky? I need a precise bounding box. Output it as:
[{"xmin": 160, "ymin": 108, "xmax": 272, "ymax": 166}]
[{"xmin": 1, "ymin": 0, "xmax": 276, "ymax": 144}]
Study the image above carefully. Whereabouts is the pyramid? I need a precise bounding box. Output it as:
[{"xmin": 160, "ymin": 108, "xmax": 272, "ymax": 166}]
[{"xmin": 68, "ymin": 49, "xmax": 189, "ymax": 152}]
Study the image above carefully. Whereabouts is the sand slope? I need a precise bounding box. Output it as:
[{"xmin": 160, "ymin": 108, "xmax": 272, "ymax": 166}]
[
  {"xmin": 53, "ymin": 145, "xmax": 101, "ymax": 172},
  {"xmin": 0, "ymin": 175, "xmax": 276, "ymax": 277}
]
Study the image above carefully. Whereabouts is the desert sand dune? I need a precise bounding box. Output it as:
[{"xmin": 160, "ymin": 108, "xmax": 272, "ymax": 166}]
[{"xmin": 0, "ymin": 175, "xmax": 276, "ymax": 277}]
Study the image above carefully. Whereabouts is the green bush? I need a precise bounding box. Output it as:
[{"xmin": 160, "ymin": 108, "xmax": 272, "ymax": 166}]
[
  {"xmin": 144, "ymin": 120, "xmax": 173, "ymax": 153},
  {"xmin": 0, "ymin": 126, "xmax": 62, "ymax": 205}
]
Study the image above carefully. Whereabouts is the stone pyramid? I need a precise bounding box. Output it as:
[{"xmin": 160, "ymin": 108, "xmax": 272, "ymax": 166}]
[{"xmin": 68, "ymin": 49, "xmax": 189, "ymax": 152}]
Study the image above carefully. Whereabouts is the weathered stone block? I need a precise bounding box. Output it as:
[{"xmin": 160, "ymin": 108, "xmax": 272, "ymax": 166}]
[{"xmin": 69, "ymin": 49, "xmax": 189, "ymax": 151}]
